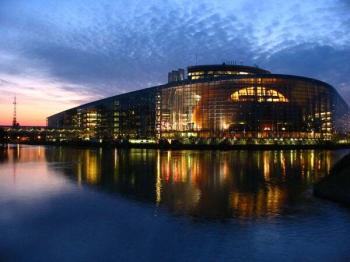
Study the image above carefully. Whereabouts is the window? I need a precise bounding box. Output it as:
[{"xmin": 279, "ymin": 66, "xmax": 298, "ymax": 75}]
[{"xmin": 231, "ymin": 87, "xmax": 289, "ymax": 103}]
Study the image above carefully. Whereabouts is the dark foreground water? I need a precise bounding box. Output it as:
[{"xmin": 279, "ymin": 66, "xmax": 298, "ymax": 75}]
[{"xmin": 0, "ymin": 145, "xmax": 350, "ymax": 261}]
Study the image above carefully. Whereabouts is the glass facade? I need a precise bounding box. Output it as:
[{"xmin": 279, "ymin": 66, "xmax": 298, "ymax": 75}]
[
  {"xmin": 48, "ymin": 87, "xmax": 157, "ymax": 140},
  {"xmin": 159, "ymin": 76, "xmax": 349, "ymax": 140},
  {"xmin": 48, "ymin": 65, "xmax": 349, "ymax": 142}
]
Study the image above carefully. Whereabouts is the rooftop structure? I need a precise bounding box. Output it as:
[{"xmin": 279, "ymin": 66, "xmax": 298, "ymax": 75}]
[{"xmin": 187, "ymin": 63, "xmax": 270, "ymax": 80}]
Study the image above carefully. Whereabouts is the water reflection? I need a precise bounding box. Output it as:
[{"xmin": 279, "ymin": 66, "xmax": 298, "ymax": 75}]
[
  {"xmin": 0, "ymin": 145, "xmax": 69, "ymax": 199},
  {"xmin": 43, "ymin": 146, "xmax": 348, "ymax": 219},
  {"xmin": 0, "ymin": 144, "xmax": 46, "ymax": 163}
]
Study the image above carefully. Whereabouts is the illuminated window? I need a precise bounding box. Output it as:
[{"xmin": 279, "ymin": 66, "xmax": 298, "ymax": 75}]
[{"xmin": 231, "ymin": 87, "xmax": 289, "ymax": 103}]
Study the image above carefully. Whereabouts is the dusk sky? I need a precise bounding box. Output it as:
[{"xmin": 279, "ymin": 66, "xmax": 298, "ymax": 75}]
[{"xmin": 1, "ymin": 0, "xmax": 350, "ymax": 126}]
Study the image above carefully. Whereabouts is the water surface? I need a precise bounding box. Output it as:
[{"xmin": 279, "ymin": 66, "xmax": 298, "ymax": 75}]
[{"xmin": 0, "ymin": 145, "xmax": 350, "ymax": 261}]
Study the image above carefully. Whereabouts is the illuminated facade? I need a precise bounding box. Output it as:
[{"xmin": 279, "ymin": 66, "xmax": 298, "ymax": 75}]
[
  {"xmin": 48, "ymin": 87, "xmax": 158, "ymax": 140},
  {"xmin": 48, "ymin": 64, "xmax": 349, "ymax": 141}
]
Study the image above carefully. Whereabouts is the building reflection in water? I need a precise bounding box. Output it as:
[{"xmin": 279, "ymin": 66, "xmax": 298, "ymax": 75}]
[{"xmin": 45, "ymin": 147, "xmax": 346, "ymax": 219}]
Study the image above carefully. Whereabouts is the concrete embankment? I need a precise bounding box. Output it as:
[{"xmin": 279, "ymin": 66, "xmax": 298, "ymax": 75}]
[{"xmin": 314, "ymin": 153, "xmax": 350, "ymax": 205}]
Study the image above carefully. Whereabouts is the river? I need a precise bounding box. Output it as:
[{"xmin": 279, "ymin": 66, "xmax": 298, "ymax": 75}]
[{"xmin": 0, "ymin": 145, "xmax": 350, "ymax": 261}]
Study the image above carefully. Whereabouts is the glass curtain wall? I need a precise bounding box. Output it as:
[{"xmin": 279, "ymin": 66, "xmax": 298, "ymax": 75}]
[{"xmin": 159, "ymin": 77, "xmax": 347, "ymax": 140}]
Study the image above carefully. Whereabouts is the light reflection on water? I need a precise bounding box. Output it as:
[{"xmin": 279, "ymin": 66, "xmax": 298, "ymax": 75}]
[
  {"xmin": 0, "ymin": 145, "xmax": 70, "ymax": 202},
  {"xmin": 36, "ymin": 145, "xmax": 346, "ymax": 219},
  {"xmin": 0, "ymin": 145, "xmax": 348, "ymax": 219},
  {"xmin": 1, "ymin": 145, "xmax": 350, "ymax": 261}
]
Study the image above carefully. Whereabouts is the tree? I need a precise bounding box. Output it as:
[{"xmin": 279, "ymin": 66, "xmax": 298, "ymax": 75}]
[{"xmin": 0, "ymin": 128, "xmax": 7, "ymax": 145}]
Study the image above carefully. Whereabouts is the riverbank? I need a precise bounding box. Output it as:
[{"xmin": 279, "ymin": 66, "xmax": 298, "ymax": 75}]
[
  {"xmin": 314, "ymin": 153, "xmax": 350, "ymax": 205},
  {"xmin": 8, "ymin": 140, "xmax": 350, "ymax": 151}
]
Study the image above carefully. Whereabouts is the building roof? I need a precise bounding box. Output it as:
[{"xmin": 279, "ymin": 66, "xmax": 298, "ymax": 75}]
[{"xmin": 187, "ymin": 64, "xmax": 271, "ymax": 75}]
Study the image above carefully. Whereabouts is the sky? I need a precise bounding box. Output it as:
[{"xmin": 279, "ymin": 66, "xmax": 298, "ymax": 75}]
[{"xmin": 0, "ymin": 0, "xmax": 350, "ymax": 126}]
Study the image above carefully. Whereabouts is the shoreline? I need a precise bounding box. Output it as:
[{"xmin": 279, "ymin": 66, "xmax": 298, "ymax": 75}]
[
  {"xmin": 6, "ymin": 141, "xmax": 350, "ymax": 151},
  {"xmin": 314, "ymin": 153, "xmax": 350, "ymax": 205}
]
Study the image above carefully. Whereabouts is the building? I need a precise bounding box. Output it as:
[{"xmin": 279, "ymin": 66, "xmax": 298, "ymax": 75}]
[
  {"xmin": 47, "ymin": 63, "xmax": 349, "ymax": 142},
  {"xmin": 168, "ymin": 68, "xmax": 185, "ymax": 83}
]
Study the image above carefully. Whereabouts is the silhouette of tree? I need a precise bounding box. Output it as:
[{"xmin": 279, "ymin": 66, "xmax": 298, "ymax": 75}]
[{"xmin": 0, "ymin": 128, "xmax": 6, "ymax": 145}]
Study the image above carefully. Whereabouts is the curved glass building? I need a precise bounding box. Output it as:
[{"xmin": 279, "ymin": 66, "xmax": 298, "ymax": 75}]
[{"xmin": 48, "ymin": 64, "xmax": 349, "ymax": 142}]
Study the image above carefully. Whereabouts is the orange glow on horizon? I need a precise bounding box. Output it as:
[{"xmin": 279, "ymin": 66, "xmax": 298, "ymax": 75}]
[
  {"xmin": 0, "ymin": 74, "xmax": 96, "ymax": 126},
  {"xmin": 0, "ymin": 98, "xmax": 86, "ymax": 126}
]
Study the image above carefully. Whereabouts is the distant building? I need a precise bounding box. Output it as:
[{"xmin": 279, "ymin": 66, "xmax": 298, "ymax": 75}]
[{"xmin": 48, "ymin": 63, "xmax": 350, "ymax": 141}]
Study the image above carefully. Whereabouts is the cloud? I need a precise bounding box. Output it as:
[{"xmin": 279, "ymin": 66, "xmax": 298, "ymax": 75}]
[
  {"xmin": 0, "ymin": 0, "xmax": 350, "ymax": 125},
  {"xmin": 0, "ymin": 71, "xmax": 95, "ymax": 125},
  {"xmin": 257, "ymin": 44, "xmax": 350, "ymax": 101}
]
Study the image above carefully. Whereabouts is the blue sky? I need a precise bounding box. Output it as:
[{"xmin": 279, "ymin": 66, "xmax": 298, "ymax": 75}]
[{"xmin": 0, "ymin": 0, "xmax": 350, "ymax": 125}]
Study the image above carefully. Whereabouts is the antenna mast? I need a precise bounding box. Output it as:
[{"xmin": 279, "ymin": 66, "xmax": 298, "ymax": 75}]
[{"xmin": 12, "ymin": 96, "xmax": 17, "ymax": 127}]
